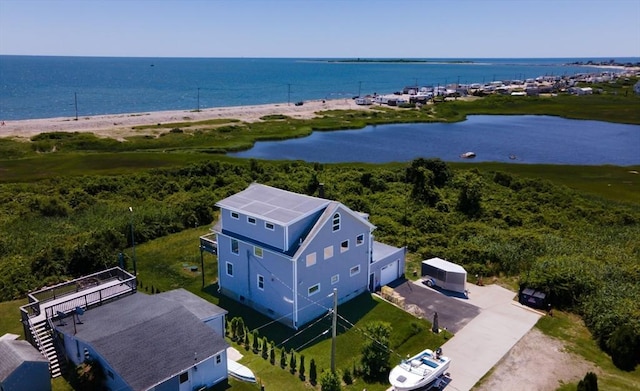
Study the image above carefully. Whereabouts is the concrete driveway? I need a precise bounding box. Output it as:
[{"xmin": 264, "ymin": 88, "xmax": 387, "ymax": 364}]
[{"xmin": 386, "ymin": 280, "xmax": 542, "ymax": 391}]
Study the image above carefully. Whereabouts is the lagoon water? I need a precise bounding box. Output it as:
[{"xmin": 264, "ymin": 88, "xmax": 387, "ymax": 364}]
[
  {"xmin": 229, "ymin": 115, "xmax": 640, "ymax": 165},
  {"xmin": 2, "ymin": 56, "xmax": 638, "ymax": 120}
]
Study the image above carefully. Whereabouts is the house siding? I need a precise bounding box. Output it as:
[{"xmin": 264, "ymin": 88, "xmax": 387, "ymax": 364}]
[
  {"xmin": 286, "ymin": 210, "xmax": 324, "ymax": 251},
  {"xmin": 220, "ymin": 209, "xmax": 286, "ymax": 250},
  {"xmin": 294, "ymin": 205, "xmax": 370, "ymax": 326},
  {"xmin": 1, "ymin": 361, "xmax": 51, "ymax": 391},
  {"xmin": 217, "ymin": 233, "xmax": 295, "ymax": 325}
]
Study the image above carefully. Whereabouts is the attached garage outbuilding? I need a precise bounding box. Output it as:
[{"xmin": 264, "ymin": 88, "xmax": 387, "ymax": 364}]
[{"xmin": 421, "ymin": 257, "xmax": 467, "ymax": 294}]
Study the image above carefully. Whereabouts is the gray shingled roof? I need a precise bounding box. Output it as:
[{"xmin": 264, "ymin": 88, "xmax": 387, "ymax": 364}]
[
  {"xmin": 55, "ymin": 292, "xmax": 228, "ymax": 391},
  {"xmin": 0, "ymin": 339, "xmax": 48, "ymax": 381},
  {"xmin": 216, "ymin": 183, "xmax": 330, "ymax": 225},
  {"xmin": 157, "ymin": 289, "xmax": 227, "ymax": 321}
]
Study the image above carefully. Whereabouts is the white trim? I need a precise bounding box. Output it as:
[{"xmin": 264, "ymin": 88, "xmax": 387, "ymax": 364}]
[
  {"xmin": 265, "ymin": 222, "xmax": 275, "ymax": 230},
  {"xmin": 231, "ymin": 239, "xmax": 239, "ymax": 255},
  {"xmin": 257, "ymin": 274, "xmax": 264, "ymax": 290},
  {"xmin": 248, "ymin": 216, "xmax": 256, "ymax": 225},
  {"xmin": 356, "ymin": 233, "xmax": 365, "ymax": 246},
  {"xmin": 226, "ymin": 262, "xmax": 234, "ymax": 277},
  {"xmin": 231, "ymin": 211, "xmax": 239, "ymax": 220},
  {"xmin": 340, "ymin": 239, "xmax": 349, "ymax": 253}
]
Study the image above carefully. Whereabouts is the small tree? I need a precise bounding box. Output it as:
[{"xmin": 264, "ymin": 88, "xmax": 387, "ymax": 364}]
[
  {"xmin": 360, "ymin": 321, "xmax": 392, "ymax": 380},
  {"xmin": 577, "ymin": 371, "xmax": 598, "ymax": 391},
  {"xmin": 269, "ymin": 341, "xmax": 276, "ymax": 365},
  {"xmin": 243, "ymin": 327, "xmax": 250, "ymax": 350},
  {"xmin": 607, "ymin": 324, "xmax": 639, "ymax": 371},
  {"xmin": 289, "ymin": 349, "xmax": 297, "ymax": 373},
  {"xmin": 280, "ymin": 348, "xmax": 287, "ymax": 368},
  {"xmin": 261, "ymin": 337, "xmax": 269, "ymax": 359},
  {"xmin": 320, "ymin": 370, "xmax": 341, "ymax": 391},
  {"xmin": 252, "ymin": 330, "xmax": 259, "ymax": 353},
  {"xmin": 342, "ymin": 367, "xmax": 353, "ymax": 385},
  {"xmin": 299, "ymin": 354, "xmax": 306, "ymax": 380},
  {"xmin": 309, "ymin": 358, "xmax": 318, "ymax": 384}
]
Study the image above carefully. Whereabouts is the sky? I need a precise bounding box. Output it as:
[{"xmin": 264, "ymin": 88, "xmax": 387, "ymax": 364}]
[{"xmin": 1, "ymin": 0, "xmax": 639, "ymax": 58}]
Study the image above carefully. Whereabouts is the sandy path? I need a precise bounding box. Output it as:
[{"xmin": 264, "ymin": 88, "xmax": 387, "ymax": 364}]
[
  {"xmin": 0, "ymin": 98, "xmax": 367, "ymax": 141},
  {"xmin": 473, "ymin": 328, "xmax": 597, "ymax": 391}
]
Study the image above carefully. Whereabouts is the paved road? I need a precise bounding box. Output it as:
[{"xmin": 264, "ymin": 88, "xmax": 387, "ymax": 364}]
[{"xmin": 386, "ymin": 281, "xmax": 542, "ymax": 391}]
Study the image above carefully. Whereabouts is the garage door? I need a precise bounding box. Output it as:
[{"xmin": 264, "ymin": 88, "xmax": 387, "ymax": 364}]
[{"xmin": 380, "ymin": 260, "xmax": 398, "ymax": 287}]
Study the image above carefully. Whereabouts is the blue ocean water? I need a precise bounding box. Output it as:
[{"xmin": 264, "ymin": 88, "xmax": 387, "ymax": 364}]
[{"xmin": 1, "ymin": 56, "xmax": 638, "ymax": 120}]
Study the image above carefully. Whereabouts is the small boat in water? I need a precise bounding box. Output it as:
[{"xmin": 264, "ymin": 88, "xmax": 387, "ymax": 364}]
[
  {"xmin": 389, "ymin": 347, "xmax": 451, "ymax": 391},
  {"xmin": 460, "ymin": 151, "xmax": 476, "ymax": 158}
]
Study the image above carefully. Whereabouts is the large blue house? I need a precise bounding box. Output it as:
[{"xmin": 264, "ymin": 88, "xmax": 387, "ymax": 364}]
[{"xmin": 212, "ymin": 183, "xmax": 405, "ymax": 329}]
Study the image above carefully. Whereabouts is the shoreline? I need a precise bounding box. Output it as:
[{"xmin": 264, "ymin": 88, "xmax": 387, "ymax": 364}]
[{"xmin": 0, "ymin": 98, "xmax": 368, "ymax": 141}]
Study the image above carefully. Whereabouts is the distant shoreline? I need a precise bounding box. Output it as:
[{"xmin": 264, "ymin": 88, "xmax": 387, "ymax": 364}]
[{"xmin": 325, "ymin": 59, "xmax": 474, "ymax": 64}]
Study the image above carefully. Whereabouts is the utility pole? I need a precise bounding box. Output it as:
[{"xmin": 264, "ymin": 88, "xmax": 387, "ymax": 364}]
[
  {"xmin": 129, "ymin": 207, "xmax": 137, "ymax": 276},
  {"xmin": 331, "ymin": 288, "xmax": 337, "ymax": 373}
]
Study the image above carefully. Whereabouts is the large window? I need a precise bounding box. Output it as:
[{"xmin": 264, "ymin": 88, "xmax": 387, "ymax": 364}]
[
  {"xmin": 324, "ymin": 245, "xmax": 334, "ymax": 260},
  {"xmin": 226, "ymin": 262, "xmax": 234, "ymax": 277},
  {"xmin": 231, "ymin": 239, "xmax": 239, "ymax": 255},
  {"xmin": 257, "ymin": 274, "xmax": 264, "ymax": 290},
  {"xmin": 306, "ymin": 252, "xmax": 316, "ymax": 267},
  {"xmin": 308, "ymin": 283, "xmax": 320, "ymax": 296},
  {"xmin": 332, "ymin": 213, "xmax": 341, "ymax": 232}
]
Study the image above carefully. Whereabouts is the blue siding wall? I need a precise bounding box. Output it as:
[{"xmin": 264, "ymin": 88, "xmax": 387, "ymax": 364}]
[
  {"xmin": 287, "ymin": 210, "xmax": 324, "ymax": 251},
  {"xmin": 221, "ymin": 209, "xmax": 286, "ymax": 250},
  {"xmin": 295, "ymin": 206, "xmax": 370, "ymax": 325}
]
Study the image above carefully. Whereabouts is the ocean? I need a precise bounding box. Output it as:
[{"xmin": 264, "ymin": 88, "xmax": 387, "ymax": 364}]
[{"xmin": 1, "ymin": 56, "xmax": 638, "ymax": 121}]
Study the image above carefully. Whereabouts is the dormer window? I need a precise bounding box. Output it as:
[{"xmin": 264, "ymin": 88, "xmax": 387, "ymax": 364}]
[{"xmin": 332, "ymin": 213, "xmax": 341, "ymax": 232}]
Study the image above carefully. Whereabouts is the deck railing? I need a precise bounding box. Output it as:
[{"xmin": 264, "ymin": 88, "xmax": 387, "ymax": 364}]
[{"xmin": 19, "ymin": 267, "xmax": 136, "ymax": 322}]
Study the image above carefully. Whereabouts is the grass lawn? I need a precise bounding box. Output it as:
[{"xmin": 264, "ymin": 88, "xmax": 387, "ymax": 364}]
[{"xmin": 536, "ymin": 311, "xmax": 640, "ymax": 391}]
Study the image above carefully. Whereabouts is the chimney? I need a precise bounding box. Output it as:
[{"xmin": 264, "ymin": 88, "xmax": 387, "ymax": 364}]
[{"xmin": 318, "ymin": 183, "xmax": 325, "ymax": 198}]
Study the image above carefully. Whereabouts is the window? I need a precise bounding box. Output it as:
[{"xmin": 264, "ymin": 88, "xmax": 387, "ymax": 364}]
[
  {"xmin": 179, "ymin": 372, "xmax": 188, "ymax": 384},
  {"xmin": 265, "ymin": 222, "xmax": 275, "ymax": 230},
  {"xmin": 340, "ymin": 240, "xmax": 349, "ymax": 253},
  {"xmin": 306, "ymin": 252, "xmax": 316, "ymax": 267},
  {"xmin": 254, "ymin": 246, "xmax": 263, "ymax": 258},
  {"xmin": 231, "ymin": 212, "xmax": 239, "ymax": 219},
  {"xmin": 332, "ymin": 213, "xmax": 341, "ymax": 232},
  {"xmin": 226, "ymin": 262, "xmax": 234, "ymax": 277},
  {"xmin": 324, "ymin": 245, "xmax": 334, "ymax": 260},
  {"xmin": 308, "ymin": 283, "xmax": 320, "ymax": 296},
  {"xmin": 248, "ymin": 217, "xmax": 256, "ymax": 225},
  {"xmin": 257, "ymin": 274, "xmax": 264, "ymax": 290},
  {"xmin": 216, "ymin": 354, "xmax": 221, "ymax": 365},
  {"xmin": 331, "ymin": 274, "xmax": 339, "ymax": 285},
  {"xmin": 231, "ymin": 239, "xmax": 239, "ymax": 254},
  {"xmin": 356, "ymin": 234, "xmax": 365, "ymax": 246},
  {"xmin": 350, "ymin": 265, "xmax": 360, "ymax": 276}
]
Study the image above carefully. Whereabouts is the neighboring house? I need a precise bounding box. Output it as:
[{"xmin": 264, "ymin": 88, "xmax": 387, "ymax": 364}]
[
  {"xmin": 53, "ymin": 290, "xmax": 229, "ymax": 391},
  {"xmin": 211, "ymin": 183, "xmax": 405, "ymax": 329},
  {"xmin": 0, "ymin": 334, "xmax": 51, "ymax": 391}
]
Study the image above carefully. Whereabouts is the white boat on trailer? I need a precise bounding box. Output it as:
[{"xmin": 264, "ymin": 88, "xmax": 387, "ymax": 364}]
[{"xmin": 389, "ymin": 347, "xmax": 451, "ymax": 391}]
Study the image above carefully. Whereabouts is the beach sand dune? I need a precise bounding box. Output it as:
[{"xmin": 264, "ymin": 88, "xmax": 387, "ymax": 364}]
[{"xmin": 1, "ymin": 98, "xmax": 367, "ymax": 141}]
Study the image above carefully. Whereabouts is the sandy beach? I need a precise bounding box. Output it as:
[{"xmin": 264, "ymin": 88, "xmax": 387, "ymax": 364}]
[{"xmin": 0, "ymin": 98, "xmax": 368, "ymax": 141}]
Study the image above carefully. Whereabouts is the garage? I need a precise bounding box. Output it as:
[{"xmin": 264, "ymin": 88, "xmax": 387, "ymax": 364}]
[{"xmin": 380, "ymin": 260, "xmax": 399, "ymax": 287}]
